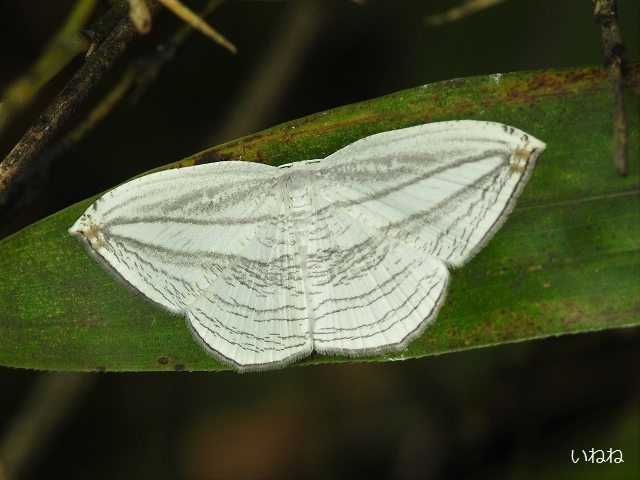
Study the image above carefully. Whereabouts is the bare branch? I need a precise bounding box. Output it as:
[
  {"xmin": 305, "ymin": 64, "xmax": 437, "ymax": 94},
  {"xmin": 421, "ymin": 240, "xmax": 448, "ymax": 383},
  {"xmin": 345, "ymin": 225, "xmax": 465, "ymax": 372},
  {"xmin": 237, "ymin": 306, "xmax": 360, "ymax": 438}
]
[
  {"xmin": 0, "ymin": 3, "xmax": 159, "ymax": 207},
  {"xmin": 42, "ymin": 0, "xmax": 226, "ymax": 166},
  {"xmin": 46, "ymin": 68, "xmax": 138, "ymax": 162},
  {"xmin": 592, "ymin": 0, "xmax": 629, "ymax": 176}
]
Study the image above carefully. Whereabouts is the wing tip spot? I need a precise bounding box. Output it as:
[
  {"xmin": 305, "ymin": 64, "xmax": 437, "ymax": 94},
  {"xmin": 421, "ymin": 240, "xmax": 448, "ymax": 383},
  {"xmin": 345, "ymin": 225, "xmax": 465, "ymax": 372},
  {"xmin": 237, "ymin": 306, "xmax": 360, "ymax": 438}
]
[{"xmin": 70, "ymin": 219, "xmax": 107, "ymax": 250}]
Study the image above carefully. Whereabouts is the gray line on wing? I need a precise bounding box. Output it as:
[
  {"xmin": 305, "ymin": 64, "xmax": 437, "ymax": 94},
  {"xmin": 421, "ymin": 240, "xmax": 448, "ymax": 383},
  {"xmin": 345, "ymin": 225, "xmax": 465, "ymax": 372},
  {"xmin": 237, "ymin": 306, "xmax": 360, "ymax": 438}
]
[
  {"xmin": 315, "ymin": 273, "xmax": 445, "ymax": 340},
  {"xmin": 317, "ymin": 149, "xmax": 509, "ymax": 216}
]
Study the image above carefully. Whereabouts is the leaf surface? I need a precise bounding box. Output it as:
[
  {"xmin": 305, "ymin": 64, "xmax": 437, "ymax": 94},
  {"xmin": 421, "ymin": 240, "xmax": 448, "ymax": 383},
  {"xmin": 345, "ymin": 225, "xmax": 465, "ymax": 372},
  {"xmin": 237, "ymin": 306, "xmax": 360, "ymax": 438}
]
[{"xmin": 1, "ymin": 65, "xmax": 638, "ymax": 371}]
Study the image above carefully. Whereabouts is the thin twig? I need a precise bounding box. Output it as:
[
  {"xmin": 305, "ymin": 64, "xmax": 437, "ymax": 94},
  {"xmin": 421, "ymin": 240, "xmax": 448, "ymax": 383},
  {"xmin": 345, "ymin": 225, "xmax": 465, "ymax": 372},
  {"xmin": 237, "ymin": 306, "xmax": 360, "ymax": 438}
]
[
  {"xmin": 43, "ymin": 0, "xmax": 225, "ymax": 164},
  {"xmin": 45, "ymin": 68, "xmax": 138, "ymax": 162},
  {"xmin": 212, "ymin": 0, "xmax": 326, "ymax": 143},
  {"xmin": 592, "ymin": 0, "xmax": 629, "ymax": 176},
  {"xmin": 0, "ymin": 3, "xmax": 159, "ymax": 207},
  {"xmin": 0, "ymin": 0, "xmax": 97, "ymax": 135},
  {"xmin": 425, "ymin": 0, "xmax": 507, "ymax": 26},
  {"xmin": 0, "ymin": 374, "xmax": 96, "ymax": 480},
  {"xmin": 157, "ymin": 0, "xmax": 236, "ymax": 53},
  {"xmin": 129, "ymin": 0, "xmax": 226, "ymax": 102}
]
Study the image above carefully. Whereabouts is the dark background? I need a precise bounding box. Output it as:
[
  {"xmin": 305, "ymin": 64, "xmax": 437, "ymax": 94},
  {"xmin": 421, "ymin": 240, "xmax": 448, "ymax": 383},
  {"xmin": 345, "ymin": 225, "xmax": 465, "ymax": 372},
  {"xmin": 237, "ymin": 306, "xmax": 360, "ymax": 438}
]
[{"xmin": 0, "ymin": 1, "xmax": 638, "ymax": 478}]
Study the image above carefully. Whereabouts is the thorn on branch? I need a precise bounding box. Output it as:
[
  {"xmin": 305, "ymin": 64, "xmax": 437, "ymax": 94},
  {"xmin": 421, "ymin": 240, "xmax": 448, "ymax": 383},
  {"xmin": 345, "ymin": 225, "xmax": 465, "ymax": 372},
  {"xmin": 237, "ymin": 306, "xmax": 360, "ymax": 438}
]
[{"xmin": 156, "ymin": 0, "xmax": 237, "ymax": 54}]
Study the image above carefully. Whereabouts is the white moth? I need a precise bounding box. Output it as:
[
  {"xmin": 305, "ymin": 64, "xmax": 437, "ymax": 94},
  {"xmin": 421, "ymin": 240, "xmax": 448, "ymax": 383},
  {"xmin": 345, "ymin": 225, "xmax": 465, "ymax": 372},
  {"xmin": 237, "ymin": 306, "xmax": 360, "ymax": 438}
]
[{"xmin": 70, "ymin": 121, "xmax": 545, "ymax": 371}]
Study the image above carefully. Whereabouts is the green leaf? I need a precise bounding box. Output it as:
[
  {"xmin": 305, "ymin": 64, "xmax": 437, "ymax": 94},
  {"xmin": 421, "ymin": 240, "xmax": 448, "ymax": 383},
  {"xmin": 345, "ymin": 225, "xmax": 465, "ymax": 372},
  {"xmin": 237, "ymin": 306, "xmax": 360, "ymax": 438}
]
[{"xmin": 1, "ymin": 65, "xmax": 639, "ymax": 372}]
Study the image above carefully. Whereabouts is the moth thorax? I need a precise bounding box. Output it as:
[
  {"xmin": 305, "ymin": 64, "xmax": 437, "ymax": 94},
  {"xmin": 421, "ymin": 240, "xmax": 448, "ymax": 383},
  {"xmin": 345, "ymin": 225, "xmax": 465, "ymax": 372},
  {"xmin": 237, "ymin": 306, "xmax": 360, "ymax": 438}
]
[{"xmin": 282, "ymin": 171, "xmax": 311, "ymax": 202}]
